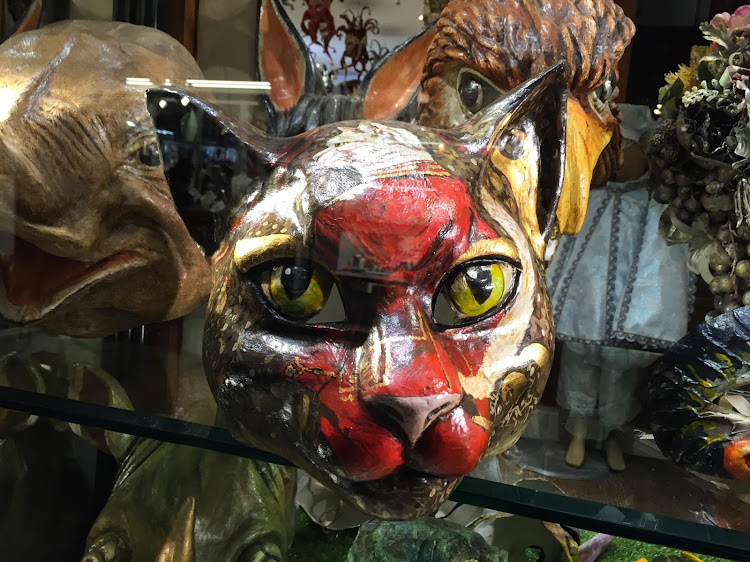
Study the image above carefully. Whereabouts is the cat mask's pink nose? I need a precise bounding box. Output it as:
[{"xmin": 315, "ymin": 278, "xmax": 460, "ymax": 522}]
[{"xmin": 363, "ymin": 393, "xmax": 462, "ymax": 445}]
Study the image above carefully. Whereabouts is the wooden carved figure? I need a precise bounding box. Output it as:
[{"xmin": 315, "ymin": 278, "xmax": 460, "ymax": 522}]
[
  {"xmin": 147, "ymin": 63, "xmax": 568, "ymax": 518},
  {"xmin": 418, "ymin": 0, "xmax": 635, "ymax": 236}
]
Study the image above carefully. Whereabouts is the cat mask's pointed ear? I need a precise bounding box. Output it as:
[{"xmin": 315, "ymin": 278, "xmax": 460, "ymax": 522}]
[
  {"xmin": 146, "ymin": 87, "xmax": 286, "ymax": 257},
  {"xmin": 446, "ymin": 62, "xmax": 568, "ymax": 261},
  {"xmin": 360, "ymin": 24, "xmax": 437, "ymax": 120},
  {"xmin": 257, "ymin": 0, "xmax": 318, "ymax": 119}
]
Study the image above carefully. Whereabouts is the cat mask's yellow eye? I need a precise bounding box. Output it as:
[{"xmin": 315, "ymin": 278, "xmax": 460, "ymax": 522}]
[
  {"xmin": 256, "ymin": 260, "xmax": 345, "ymax": 323},
  {"xmin": 434, "ymin": 261, "xmax": 517, "ymax": 326}
]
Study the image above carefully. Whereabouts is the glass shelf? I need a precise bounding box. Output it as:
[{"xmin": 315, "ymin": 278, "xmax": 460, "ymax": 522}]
[{"xmin": 1, "ymin": 322, "xmax": 748, "ymax": 561}]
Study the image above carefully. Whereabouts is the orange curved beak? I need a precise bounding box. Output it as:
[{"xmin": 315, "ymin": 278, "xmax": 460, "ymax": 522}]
[{"xmin": 557, "ymin": 98, "xmax": 613, "ymax": 235}]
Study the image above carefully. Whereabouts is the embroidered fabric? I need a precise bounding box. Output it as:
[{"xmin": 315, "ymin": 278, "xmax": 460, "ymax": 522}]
[
  {"xmin": 546, "ymin": 104, "xmax": 693, "ymax": 437},
  {"xmin": 547, "ymin": 183, "xmax": 692, "ymax": 350}
]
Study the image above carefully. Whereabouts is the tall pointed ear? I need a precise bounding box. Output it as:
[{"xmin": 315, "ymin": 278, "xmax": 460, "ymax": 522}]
[
  {"xmin": 447, "ymin": 62, "xmax": 568, "ymax": 261},
  {"xmin": 360, "ymin": 24, "xmax": 437, "ymax": 120},
  {"xmin": 146, "ymin": 87, "xmax": 286, "ymax": 257},
  {"xmin": 257, "ymin": 0, "xmax": 318, "ymax": 118}
]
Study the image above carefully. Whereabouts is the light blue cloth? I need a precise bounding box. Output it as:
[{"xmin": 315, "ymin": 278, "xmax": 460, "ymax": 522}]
[
  {"xmin": 545, "ymin": 104, "xmax": 694, "ymax": 435},
  {"xmin": 548, "ymin": 182, "xmax": 692, "ymax": 349}
]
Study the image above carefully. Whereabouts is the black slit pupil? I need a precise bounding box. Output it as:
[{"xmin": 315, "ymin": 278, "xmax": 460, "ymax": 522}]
[
  {"xmin": 464, "ymin": 267, "xmax": 494, "ymax": 304},
  {"xmin": 281, "ymin": 265, "xmax": 313, "ymax": 300}
]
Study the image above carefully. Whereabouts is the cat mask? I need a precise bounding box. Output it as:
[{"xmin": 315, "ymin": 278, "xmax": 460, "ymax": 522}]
[{"xmin": 146, "ymin": 63, "xmax": 567, "ymax": 519}]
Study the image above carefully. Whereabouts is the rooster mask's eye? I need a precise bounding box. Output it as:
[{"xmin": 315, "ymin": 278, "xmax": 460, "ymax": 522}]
[{"xmin": 458, "ymin": 70, "xmax": 503, "ymax": 115}]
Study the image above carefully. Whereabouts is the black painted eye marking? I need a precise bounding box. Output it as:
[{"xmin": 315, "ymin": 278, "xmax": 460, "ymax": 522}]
[{"xmin": 139, "ymin": 142, "xmax": 161, "ymax": 167}]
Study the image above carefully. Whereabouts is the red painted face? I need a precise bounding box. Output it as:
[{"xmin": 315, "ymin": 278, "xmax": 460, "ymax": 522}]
[{"xmin": 282, "ymin": 172, "xmax": 503, "ymax": 481}]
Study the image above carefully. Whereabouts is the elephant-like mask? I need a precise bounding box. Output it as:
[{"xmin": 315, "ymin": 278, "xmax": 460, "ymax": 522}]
[{"xmin": 0, "ymin": 21, "xmax": 210, "ymax": 337}]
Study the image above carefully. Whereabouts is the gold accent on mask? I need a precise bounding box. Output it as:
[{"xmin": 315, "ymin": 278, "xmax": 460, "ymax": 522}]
[
  {"xmin": 472, "ymin": 415, "xmax": 491, "ymax": 430},
  {"xmin": 233, "ymin": 234, "xmax": 307, "ymax": 272},
  {"xmin": 462, "ymin": 343, "xmax": 550, "ymax": 401},
  {"xmin": 523, "ymin": 342, "xmax": 552, "ymax": 372},
  {"xmin": 297, "ymin": 395, "xmax": 310, "ymax": 430},
  {"xmin": 488, "ymin": 128, "xmax": 545, "ymax": 259},
  {"xmin": 450, "ymin": 238, "xmax": 519, "ymax": 267},
  {"xmin": 500, "ymin": 371, "xmax": 528, "ymax": 402}
]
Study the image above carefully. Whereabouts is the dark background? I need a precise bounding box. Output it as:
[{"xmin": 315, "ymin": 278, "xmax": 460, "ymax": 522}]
[{"xmin": 624, "ymin": 0, "xmax": 748, "ymax": 106}]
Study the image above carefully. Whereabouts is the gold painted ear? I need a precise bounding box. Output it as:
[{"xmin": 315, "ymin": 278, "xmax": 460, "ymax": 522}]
[
  {"xmin": 561, "ymin": 98, "xmax": 614, "ymax": 234},
  {"xmin": 448, "ymin": 62, "xmax": 568, "ymax": 261}
]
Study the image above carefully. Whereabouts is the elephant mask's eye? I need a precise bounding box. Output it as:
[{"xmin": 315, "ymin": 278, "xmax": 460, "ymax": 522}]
[
  {"xmin": 254, "ymin": 260, "xmax": 344, "ymax": 324},
  {"xmin": 433, "ymin": 261, "xmax": 518, "ymax": 327},
  {"xmin": 458, "ymin": 70, "xmax": 503, "ymax": 115},
  {"xmin": 139, "ymin": 142, "xmax": 161, "ymax": 167}
]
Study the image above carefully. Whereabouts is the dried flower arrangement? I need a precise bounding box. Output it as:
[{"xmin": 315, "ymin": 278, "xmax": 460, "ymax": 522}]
[{"xmin": 646, "ymin": 6, "xmax": 750, "ymax": 318}]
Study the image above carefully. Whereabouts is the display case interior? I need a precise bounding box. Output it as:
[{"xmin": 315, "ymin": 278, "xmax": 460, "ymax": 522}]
[{"xmin": 1, "ymin": 1, "xmax": 750, "ymax": 561}]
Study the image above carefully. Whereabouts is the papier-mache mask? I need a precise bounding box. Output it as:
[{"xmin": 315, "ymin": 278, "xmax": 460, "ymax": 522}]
[
  {"xmin": 0, "ymin": 21, "xmax": 211, "ymax": 337},
  {"xmin": 146, "ymin": 63, "xmax": 567, "ymax": 519}
]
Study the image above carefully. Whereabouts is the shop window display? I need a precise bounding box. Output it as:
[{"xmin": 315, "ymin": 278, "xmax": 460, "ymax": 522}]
[{"xmin": 0, "ymin": 1, "xmax": 749, "ymax": 561}]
